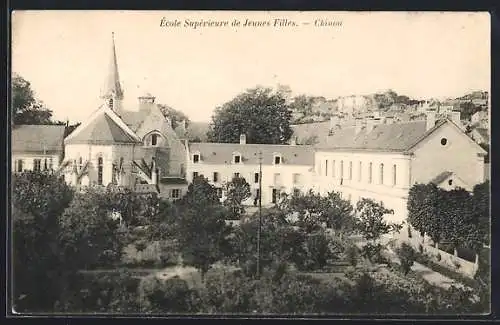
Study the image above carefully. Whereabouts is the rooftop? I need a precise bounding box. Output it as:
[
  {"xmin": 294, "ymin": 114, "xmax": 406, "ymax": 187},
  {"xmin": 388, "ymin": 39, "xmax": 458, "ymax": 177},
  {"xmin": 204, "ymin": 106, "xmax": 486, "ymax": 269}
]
[{"xmin": 12, "ymin": 124, "xmax": 66, "ymax": 154}]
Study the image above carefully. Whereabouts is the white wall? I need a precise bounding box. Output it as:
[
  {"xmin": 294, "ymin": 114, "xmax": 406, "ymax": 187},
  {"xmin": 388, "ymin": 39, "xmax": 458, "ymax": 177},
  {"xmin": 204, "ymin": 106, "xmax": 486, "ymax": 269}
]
[
  {"xmin": 314, "ymin": 150, "xmax": 412, "ymax": 223},
  {"xmin": 186, "ymin": 160, "xmax": 313, "ymax": 205},
  {"xmin": 410, "ymin": 123, "xmax": 485, "ymax": 190},
  {"xmin": 12, "ymin": 153, "xmax": 61, "ymax": 172}
]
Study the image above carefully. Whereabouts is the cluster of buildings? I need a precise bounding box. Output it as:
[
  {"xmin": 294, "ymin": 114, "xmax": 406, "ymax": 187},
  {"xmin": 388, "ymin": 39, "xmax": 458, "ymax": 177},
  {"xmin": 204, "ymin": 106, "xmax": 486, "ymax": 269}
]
[{"xmin": 11, "ymin": 34, "xmax": 489, "ymax": 225}]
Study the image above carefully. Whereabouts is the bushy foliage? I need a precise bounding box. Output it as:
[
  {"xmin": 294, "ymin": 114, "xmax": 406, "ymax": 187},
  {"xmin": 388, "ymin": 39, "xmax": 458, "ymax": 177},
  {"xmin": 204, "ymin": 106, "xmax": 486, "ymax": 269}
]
[
  {"xmin": 207, "ymin": 86, "xmax": 293, "ymax": 144},
  {"xmin": 12, "ymin": 171, "xmax": 74, "ymax": 312},
  {"xmin": 396, "ymin": 243, "xmax": 416, "ymax": 275},
  {"xmin": 223, "ymin": 176, "xmax": 251, "ymax": 220}
]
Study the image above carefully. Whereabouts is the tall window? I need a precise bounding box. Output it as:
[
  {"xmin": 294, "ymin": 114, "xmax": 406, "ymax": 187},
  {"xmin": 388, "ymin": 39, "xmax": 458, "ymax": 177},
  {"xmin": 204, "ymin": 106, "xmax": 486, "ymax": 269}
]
[
  {"xmin": 254, "ymin": 172, "xmax": 260, "ymax": 183},
  {"xmin": 274, "ymin": 155, "xmax": 281, "ymax": 165},
  {"xmin": 348, "ymin": 161, "xmax": 353, "ymax": 180},
  {"xmin": 171, "ymin": 189, "xmax": 180, "ymax": 199},
  {"xmin": 272, "ymin": 189, "xmax": 279, "ymax": 204},
  {"xmin": 213, "ymin": 172, "xmax": 219, "ymax": 182},
  {"xmin": 234, "ymin": 155, "xmax": 241, "ymax": 164},
  {"xmin": 49, "ymin": 158, "xmax": 53, "ymax": 170},
  {"xmin": 332, "ymin": 160, "xmax": 336, "ymax": 178},
  {"xmin": 368, "ymin": 162, "xmax": 373, "ymax": 184},
  {"xmin": 79, "ymin": 157, "xmax": 83, "ymax": 169},
  {"xmin": 97, "ymin": 157, "xmax": 103, "ymax": 185},
  {"xmin": 379, "ymin": 163, "xmax": 384, "ymax": 185},
  {"xmin": 293, "ymin": 173, "xmax": 301, "ymax": 185},
  {"xmin": 43, "ymin": 158, "xmax": 48, "ymax": 171},
  {"xmin": 392, "ymin": 164, "xmax": 397, "ymax": 186},
  {"xmin": 325, "ymin": 160, "xmax": 328, "ymax": 176},
  {"xmin": 193, "ymin": 154, "xmax": 200, "ymax": 163},
  {"xmin": 340, "ymin": 160, "xmax": 344, "ymax": 179},
  {"xmin": 358, "ymin": 161, "xmax": 362, "ymax": 182},
  {"xmin": 274, "ymin": 173, "xmax": 281, "ymax": 185},
  {"xmin": 17, "ymin": 159, "xmax": 23, "ymax": 172},
  {"xmin": 33, "ymin": 159, "xmax": 41, "ymax": 172},
  {"xmin": 151, "ymin": 134, "xmax": 158, "ymax": 146},
  {"xmin": 193, "ymin": 171, "xmax": 199, "ymax": 179}
]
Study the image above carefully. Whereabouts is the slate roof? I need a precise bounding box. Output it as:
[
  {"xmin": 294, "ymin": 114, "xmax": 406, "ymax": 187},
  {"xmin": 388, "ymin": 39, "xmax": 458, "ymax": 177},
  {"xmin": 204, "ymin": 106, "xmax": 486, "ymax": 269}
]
[
  {"xmin": 175, "ymin": 121, "xmax": 210, "ymax": 142},
  {"xmin": 120, "ymin": 109, "xmax": 149, "ymax": 132},
  {"xmin": 291, "ymin": 121, "xmax": 331, "ymax": 145},
  {"xmin": 189, "ymin": 143, "xmax": 315, "ymax": 166},
  {"xmin": 65, "ymin": 111, "xmax": 140, "ymax": 145},
  {"xmin": 138, "ymin": 147, "xmax": 170, "ymax": 173},
  {"xmin": 315, "ymin": 120, "xmax": 444, "ymax": 152},
  {"xmin": 430, "ymin": 171, "xmax": 453, "ymax": 185},
  {"xmin": 12, "ymin": 125, "xmax": 66, "ymax": 154}
]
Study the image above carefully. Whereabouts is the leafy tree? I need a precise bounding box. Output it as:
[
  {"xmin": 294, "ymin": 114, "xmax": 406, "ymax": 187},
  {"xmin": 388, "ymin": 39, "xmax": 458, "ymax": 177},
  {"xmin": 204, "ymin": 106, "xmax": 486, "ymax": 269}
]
[
  {"xmin": 355, "ymin": 198, "xmax": 402, "ymax": 262},
  {"xmin": 396, "ymin": 243, "xmax": 416, "ymax": 275},
  {"xmin": 58, "ymin": 187, "xmax": 128, "ymax": 270},
  {"xmin": 207, "ymin": 86, "xmax": 293, "ymax": 144},
  {"xmin": 223, "ymin": 176, "xmax": 251, "ymax": 220},
  {"xmin": 158, "ymin": 104, "xmax": 190, "ymax": 129},
  {"xmin": 407, "ymin": 183, "xmax": 445, "ymax": 244},
  {"xmin": 12, "ymin": 74, "xmax": 54, "ymax": 125},
  {"xmin": 174, "ymin": 176, "xmax": 232, "ymax": 280},
  {"xmin": 472, "ymin": 181, "xmax": 490, "ymax": 246},
  {"xmin": 283, "ymin": 190, "xmax": 354, "ymax": 234},
  {"xmin": 12, "ymin": 171, "xmax": 74, "ymax": 312}
]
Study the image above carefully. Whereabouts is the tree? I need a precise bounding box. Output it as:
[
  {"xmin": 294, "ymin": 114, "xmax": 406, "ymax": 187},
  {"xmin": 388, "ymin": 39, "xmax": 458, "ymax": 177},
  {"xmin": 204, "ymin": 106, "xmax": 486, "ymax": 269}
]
[
  {"xmin": 207, "ymin": 86, "xmax": 293, "ymax": 144},
  {"xmin": 223, "ymin": 176, "xmax": 251, "ymax": 220},
  {"xmin": 58, "ymin": 187, "xmax": 128, "ymax": 270},
  {"xmin": 472, "ymin": 181, "xmax": 490, "ymax": 246},
  {"xmin": 283, "ymin": 190, "xmax": 354, "ymax": 234},
  {"xmin": 12, "ymin": 171, "xmax": 74, "ymax": 312},
  {"xmin": 396, "ymin": 243, "xmax": 416, "ymax": 275},
  {"xmin": 407, "ymin": 183, "xmax": 445, "ymax": 245},
  {"xmin": 174, "ymin": 176, "xmax": 232, "ymax": 280},
  {"xmin": 12, "ymin": 74, "xmax": 54, "ymax": 125},
  {"xmin": 158, "ymin": 104, "xmax": 190, "ymax": 129},
  {"xmin": 355, "ymin": 198, "xmax": 402, "ymax": 262}
]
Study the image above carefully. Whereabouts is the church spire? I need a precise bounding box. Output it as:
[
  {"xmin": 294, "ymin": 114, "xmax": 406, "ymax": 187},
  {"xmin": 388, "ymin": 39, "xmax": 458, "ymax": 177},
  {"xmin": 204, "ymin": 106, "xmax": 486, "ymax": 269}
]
[{"xmin": 101, "ymin": 32, "xmax": 124, "ymax": 110}]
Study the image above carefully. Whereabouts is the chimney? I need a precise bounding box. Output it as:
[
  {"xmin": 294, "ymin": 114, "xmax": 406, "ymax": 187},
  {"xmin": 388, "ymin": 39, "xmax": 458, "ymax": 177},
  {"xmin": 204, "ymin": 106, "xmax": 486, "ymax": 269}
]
[
  {"xmin": 426, "ymin": 110, "xmax": 437, "ymax": 131},
  {"xmin": 138, "ymin": 92, "xmax": 156, "ymax": 111},
  {"xmin": 366, "ymin": 117, "xmax": 376, "ymax": 133},
  {"xmin": 355, "ymin": 118, "xmax": 365, "ymax": 134},
  {"xmin": 240, "ymin": 134, "xmax": 247, "ymax": 145}
]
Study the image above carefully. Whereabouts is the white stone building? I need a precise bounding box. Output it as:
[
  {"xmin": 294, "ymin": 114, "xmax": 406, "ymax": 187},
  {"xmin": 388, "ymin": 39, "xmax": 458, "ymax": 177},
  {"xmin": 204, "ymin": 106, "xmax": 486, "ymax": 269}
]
[
  {"xmin": 313, "ymin": 112, "xmax": 487, "ymax": 224},
  {"xmin": 12, "ymin": 125, "xmax": 66, "ymax": 173},
  {"xmin": 186, "ymin": 135, "xmax": 315, "ymax": 205}
]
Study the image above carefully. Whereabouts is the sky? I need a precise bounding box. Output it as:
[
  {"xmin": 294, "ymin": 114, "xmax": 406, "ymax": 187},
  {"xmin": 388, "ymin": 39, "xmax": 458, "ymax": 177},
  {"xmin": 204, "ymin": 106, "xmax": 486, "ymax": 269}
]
[{"xmin": 12, "ymin": 11, "xmax": 490, "ymax": 123}]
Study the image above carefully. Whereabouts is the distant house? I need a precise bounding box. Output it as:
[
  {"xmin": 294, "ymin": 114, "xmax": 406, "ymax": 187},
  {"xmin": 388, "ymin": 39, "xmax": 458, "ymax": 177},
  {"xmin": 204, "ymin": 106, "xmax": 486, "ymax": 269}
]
[{"xmin": 11, "ymin": 124, "xmax": 66, "ymax": 173}]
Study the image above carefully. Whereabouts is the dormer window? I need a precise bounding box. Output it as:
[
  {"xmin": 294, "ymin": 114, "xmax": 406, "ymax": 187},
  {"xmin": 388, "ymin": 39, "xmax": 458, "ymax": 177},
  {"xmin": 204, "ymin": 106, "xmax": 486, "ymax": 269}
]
[
  {"xmin": 144, "ymin": 132, "xmax": 162, "ymax": 147},
  {"xmin": 193, "ymin": 154, "xmax": 200, "ymax": 163},
  {"xmin": 273, "ymin": 153, "xmax": 282, "ymax": 165},
  {"xmin": 151, "ymin": 134, "xmax": 158, "ymax": 146},
  {"xmin": 233, "ymin": 152, "xmax": 242, "ymax": 164}
]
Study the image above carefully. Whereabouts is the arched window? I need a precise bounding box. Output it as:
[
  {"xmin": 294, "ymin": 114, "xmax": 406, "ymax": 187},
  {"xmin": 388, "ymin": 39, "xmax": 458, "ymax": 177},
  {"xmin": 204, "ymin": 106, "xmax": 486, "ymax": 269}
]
[
  {"xmin": 358, "ymin": 161, "xmax": 362, "ymax": 182},
  {"xmin": 325, "ymin": 160, "xmax": 328, "ymax": 176},
  {"xmin": 379, "ymin": 163, "xmax": 384, "ymax": 185},
  {"xmin": 79, "ymin": 157, "xmax": 83, "ymax": 169},
  {"xmin": 332, "ymin": 160, "xmax": 336, "ymax": 178},
  {"xmin": 340, "ymin": 160, "xmax": 344, "ymax": 179},
  {"xmin": 97, "ymin": 157, "xmax": 103, "ymax": 185},
  {"xmin": 368, "ymin": 162, "xmax": 373, "ymax": 184},
  {"xmin": 151, "ymin": 134, "xmax": 158, "ymax": 146},
  {"xmin": 392, "ymin": 164, "xmax": 397, "ymax": 186},
  {"xmin": 348, "ymin": 161, "xmax": 353, "ymax": 180}
]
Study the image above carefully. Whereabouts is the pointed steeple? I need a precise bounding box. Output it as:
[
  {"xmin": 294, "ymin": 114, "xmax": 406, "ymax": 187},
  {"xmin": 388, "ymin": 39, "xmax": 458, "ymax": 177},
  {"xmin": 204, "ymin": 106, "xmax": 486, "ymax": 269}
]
[{"xmin": 101, "ymin": 32, "xmax": 124, "ymax": 109}]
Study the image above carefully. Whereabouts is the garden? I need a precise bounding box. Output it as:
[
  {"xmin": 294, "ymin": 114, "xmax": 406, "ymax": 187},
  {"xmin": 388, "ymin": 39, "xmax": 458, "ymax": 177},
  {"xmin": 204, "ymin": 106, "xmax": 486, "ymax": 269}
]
[{"xmin": 12, "ymin": 172, "xmax": 490, "ymax": 314}]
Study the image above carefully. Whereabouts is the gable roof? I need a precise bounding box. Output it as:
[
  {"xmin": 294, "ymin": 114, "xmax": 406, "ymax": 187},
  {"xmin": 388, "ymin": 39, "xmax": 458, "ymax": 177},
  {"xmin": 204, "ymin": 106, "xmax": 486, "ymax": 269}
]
[
  {"xmin": 65, "ymin": 110, "xmax": 141, "ymax": 145},
  {"xmin": 430, "ymin": 171, "xmax": 454, "ymax": 185},
  {"xmin": 120, "ymin": 109, "xmax": 149, "ymax": 132},
  {"xmin": 12, "ymin": 124, "xmax": 66, "ymax": 154},
  {"xmin": 188, "ymin": 143, "xmax": 315, "ymax": 166},
  {"xmin": 291, "ymin": 121, "xmax": 331, "ymax": 145},
  {"xmin": 315, "ymin": 120, "xmax": 432, "ymax": 152},
  {"xmin": 175, "ymin": 121, "xmax": 210, "ymax": 142}
]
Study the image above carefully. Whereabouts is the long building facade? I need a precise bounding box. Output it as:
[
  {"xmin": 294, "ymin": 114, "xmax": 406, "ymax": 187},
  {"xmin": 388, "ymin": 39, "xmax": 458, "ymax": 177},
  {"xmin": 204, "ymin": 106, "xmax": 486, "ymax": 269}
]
[{"xmin": 11, "ymin": 33, "xmax": 488, "ymax": 226}]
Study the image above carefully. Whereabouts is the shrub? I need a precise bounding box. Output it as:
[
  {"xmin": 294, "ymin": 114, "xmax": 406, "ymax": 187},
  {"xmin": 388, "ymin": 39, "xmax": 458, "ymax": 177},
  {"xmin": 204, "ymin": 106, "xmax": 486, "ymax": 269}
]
[
  {"xmin": 345, "ymin": 244, "xmax": 359, "ymax": 267},
  {"xmin": 138, "ymin": 276, "xmax": 196, "ymax": 313},
  {"xmin": 396, "ymin": 243, "xmax": 416, "ymax": 275}
]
